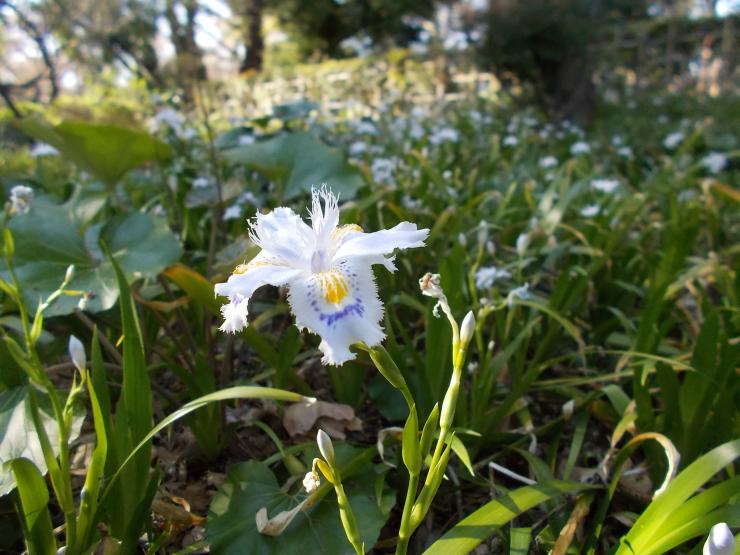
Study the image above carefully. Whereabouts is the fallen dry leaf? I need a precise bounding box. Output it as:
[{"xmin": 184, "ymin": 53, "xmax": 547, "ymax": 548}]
[{"xmin": 283, "ymin": 400, "xmax": 362, "ymax": 439}]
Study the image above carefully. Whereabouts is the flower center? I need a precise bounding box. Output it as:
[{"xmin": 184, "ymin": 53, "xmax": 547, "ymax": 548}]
[{"xmin": 316, "ymin": 271, "xmax": 349, "ymax": 305}]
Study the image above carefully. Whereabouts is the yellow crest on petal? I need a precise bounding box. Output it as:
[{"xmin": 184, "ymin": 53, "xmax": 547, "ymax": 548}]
[
  {"xmin": 330, "ymin": 224, "xmax": 363, "ymax": 241},
  {"xmin": 317, "ymin": 270, "xmax": 349, "ymax": 305}
]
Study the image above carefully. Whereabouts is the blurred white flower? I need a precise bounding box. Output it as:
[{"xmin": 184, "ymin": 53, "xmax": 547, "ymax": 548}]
[
  {"xmin": 570, "ymin": 141, "xmax": 591, "ymax": 155},
  {"xmin": 402, "ymin": 195, "xmax": 422, "ymax": 210},
  {"xmin": 475, "ymin": 266, "xmax": 511, "ymax": 289},
  {"xmin": 703, "ymin": 523, "xmax": 735, "ymax": 555},
  {"xmin": 503, "ymin": 135, "xmax": 519, "ymax": 147},
  {"xmin": 223, "ymin": 205, "xmax": 243, "ymax": 221},
  {"xmin": 580, "ymin": 204, "xmax": 600, "ymax": 217},
  {"xmin": 215, "ymin": 187, "xmax": 428, "ymax": 365},
  {"xmin": 617, "ymin": 146, "xmax": 634, "ymax": 158},
  {"xmin": 30, "ymin": 143, "xmax": 59, "ymax": 157},
  {"xmin": 371, "ymin": 158, "xmax": 396, "ymax": 184},
  {"xmin": 516, "ymin": 233, "xmax": 529, "ymax": 256},
  {"xmin": 430, "ymin": 127, "xmax": 459, "ymax": 145},
  {"xmin": 355, "ymin": 120, "xmax": 377, "ymax": 135},
  {"xmin": 8, "ymin": 185, "xmax": 33, "ymax": 215},
  {"xmin": 349, "ymin": 141, "xmax": 367, "ymax": 157},
  {"xmin": 702, "ymin": 152, "xmax": 727, "ymax": 174},
  {"xmin": 664, "ymin": 131, "xmax": 685, "ymax": 150},
  {"xmin": 539, "ymin": 156, "xmax": 558, "ymax": 169},
  {"xmin": 590, "ymin": 178, "xmax": 620, "ymax": 193},
  {"xmin": 506, "ymin": 283, "xmax": 530, "ymax": 307},
  {"xmin": 238, "ymin": 134, "xmax": 255, "ymax": 146},
  {"xmin": 193, "ymin": 177, "xmax": 212, "ymax": 189},
  {"xmin": 409, "ymin": 122, "xmax": 425, "ymax": 140},
  {"xmin": 151, "ymin": 107, "xmax": 185, "ymax": 137}
]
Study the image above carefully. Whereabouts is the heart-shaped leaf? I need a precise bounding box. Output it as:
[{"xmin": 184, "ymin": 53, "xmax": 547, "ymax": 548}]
[
  {"xmin": 224, "ymin": 132, "xmax": 364, "ymax": 200},
  {"xmin": 0, "ymin": 386, "xmax": 84, "ymax": 496},
  {"xmin": 15, "ymin": 116, "xmax": 173, "ymax": 187},
  {"xmin": 1, "ymin": 203, "xmax": 182, "ymax": 316},
  {"xmin": 207, "ymin": 446, "xmax": 394, "ymax": 554}
]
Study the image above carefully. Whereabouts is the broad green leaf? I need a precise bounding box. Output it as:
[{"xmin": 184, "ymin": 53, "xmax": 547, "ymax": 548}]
[
  {"xmin": 206, "ymin": 445, "xmax": 394, "ymax": 554},
  {"xmin": 0, "ymin": 204, "xmax": 182, "ymax": 316},
  {"xmin": 224, "ymin": 132, "xmax": 363, "ymax": 200},
  {"xmin": 15, "ymin": 116, "xmax": 172, "ymax": 187},
  {"xmin": 272, "ymin": 100, "xmax": 319, "ymax": 121},
  {"xmin": 423, "ymin": 481, "xmax": 589, "ymax": 555},
  {"xmin": 11, "ymin": 458, "xmax": 56, "ymax": 555},
  {"xmin": 0, "ymin": 386, "xmax": 84, "ymax": 496}
]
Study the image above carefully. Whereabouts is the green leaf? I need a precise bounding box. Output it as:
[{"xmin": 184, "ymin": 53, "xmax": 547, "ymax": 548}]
[
  {"xmin": 617, "ymin": 438, "xmax": 740, "ymax": 555},
  {"xmin": 76, "ymin": 329, "xmax": 110, "ymax": 551},
  {"xmin": 207, "ymin": 446, "xmax": 394, "ymax": 554},
  {"xmin": 0, "ymin": 204, "xmax": 182, "ymax": 316},
  {"xmin": 423, "ymin": 481, "xmax": 589, "ymax": 555},
  {"xmin": 100, "ymin": 385, "xmax": 310, "ymax": 508},
  {"xmin": 11, "ymin": 458, "xmax": 56, "ymax": 555},
  {"xmin": 15, "ymin": 116, "xmax": 172, "ymax": 187},
  {"xmin": 104, "ymin": 251, "xmax": 152, "ymax": 540},
  {"xmin": 224, "ymin": 132, "xmax": 363, "ymax": 200},
  {"xmin": 402, "ymin": 405, "xmax": 421, "ymax": 475},
  {"xmin": 0, "ymin": 386, "xmax": 84, "ymax": 496}
]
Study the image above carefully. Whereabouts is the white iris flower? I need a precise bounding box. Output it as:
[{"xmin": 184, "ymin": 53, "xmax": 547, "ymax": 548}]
[{"xmin": 215, "ymin": 187, "xmax": 429, "ymax": 365}]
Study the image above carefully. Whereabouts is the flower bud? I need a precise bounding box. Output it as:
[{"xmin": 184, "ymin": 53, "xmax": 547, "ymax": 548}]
[
  {"xmin": 317, "ymin": 429, "xmax": 335, "ymax": 466},
  {"xmin": 704, "ymin": 523, "xmax": 735, "ymax": 555},
  {"xmin": 68, "ymin": 335, "xmax": 86, "ymax": 372},
  {"xmin": 64, "ymin": 264, "xmax": 75, "ymax": 284},
  {"xmin": 459, "ymin": 310, "xmax": 476, "ymax": 349},
  {"xmin": 516, "ymin": 233, "xmax": 529, "ymax": 256}
]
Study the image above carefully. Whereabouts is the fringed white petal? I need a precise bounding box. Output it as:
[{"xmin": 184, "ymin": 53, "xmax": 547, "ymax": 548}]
[
  {"xmin": 249, "ymin": 207, "xmax": 314, "ymax": 268},
  {"xmin": 287, "ymin": 258, "xmax": 384, "ymax": 365},
  {"xmin": 214, "ymin": 252, "xmax": 305, "ymax": 333},
  {"xmin": 333, "ymin": 222, "xmax": 429, "ymax": 261},
  {"xmin": 309, "ymin": 186, "xmax": 340, "ymax": 241}
]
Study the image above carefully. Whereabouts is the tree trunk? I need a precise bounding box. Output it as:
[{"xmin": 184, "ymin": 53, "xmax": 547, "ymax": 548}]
[
  {"xmin": 241, "ymin": 0, "xmax": 264, "ymax": 72},
  {"xmin": 165, "ymin": 0, "xmax": 206, "ymax": 101}
]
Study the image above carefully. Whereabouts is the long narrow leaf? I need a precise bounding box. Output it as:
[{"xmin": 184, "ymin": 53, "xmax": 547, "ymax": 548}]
[
  {"xmin": 423, "ymin": 481, "xmax": 589, "ymax": 555},
  {"xmin": 100, "ymin": 386, "xmax": 310, "ymax": 505},
  {"xmin": 11, "ymin": 458, "xmax": 56, "ymax": 555},
  {"xmin": 617, "ymin": 438, "xmax": 740, "ymax": 554}
]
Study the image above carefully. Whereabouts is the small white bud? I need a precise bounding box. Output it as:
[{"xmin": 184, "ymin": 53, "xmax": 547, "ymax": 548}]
[
  {"xmin": 477, "ymin": 222, "xmax": 488, "ymax": 246},
  {"xmin": 302, "ymin": 470, "xmax": 320, "ymax": 493},
  {"xmin": 486, "ymin": 240, "xmax": 495, "ymax": 255},
  {"xmin": 64, "ymin": 265, "xmax": 75, "ymax": 284},
  {"xmin": 516, "ymin": 233, "xmax": 529, "ymax": 256},
  {"xmin": 562, "ymin": 400, "xmax": 575, "ymax": 421},
  {"xmin": 703, "ymin": 523, "xmax": 735, "ymax": 555},
  {"xmin": 487, "ymin": 339, "xmax": 495, "ymax": 352},
  {"xmin": 460, "ymin": 310, "xmax": 476, "ymax": 348},
  {"xmin": 68, "ymin": 335, "xmax": 86, "ymax": 372},
  {"xmin": 457, "ymin": 233, "xmax": 467, "ymax": 247},
  {"xmin": 316, "ymin": 429, "xmax": 335, "ymax": 466}
]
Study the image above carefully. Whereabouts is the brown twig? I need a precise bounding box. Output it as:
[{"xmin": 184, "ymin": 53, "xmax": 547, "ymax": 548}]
[{"xmin": 74, "ymin": 310, "xmax": 123, "ymax": 365}]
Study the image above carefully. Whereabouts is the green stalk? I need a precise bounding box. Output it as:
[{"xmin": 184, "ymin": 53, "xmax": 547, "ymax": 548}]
[{"xmin": 395, "ymin": 471, "xmax": 419, "ymax": 555}]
